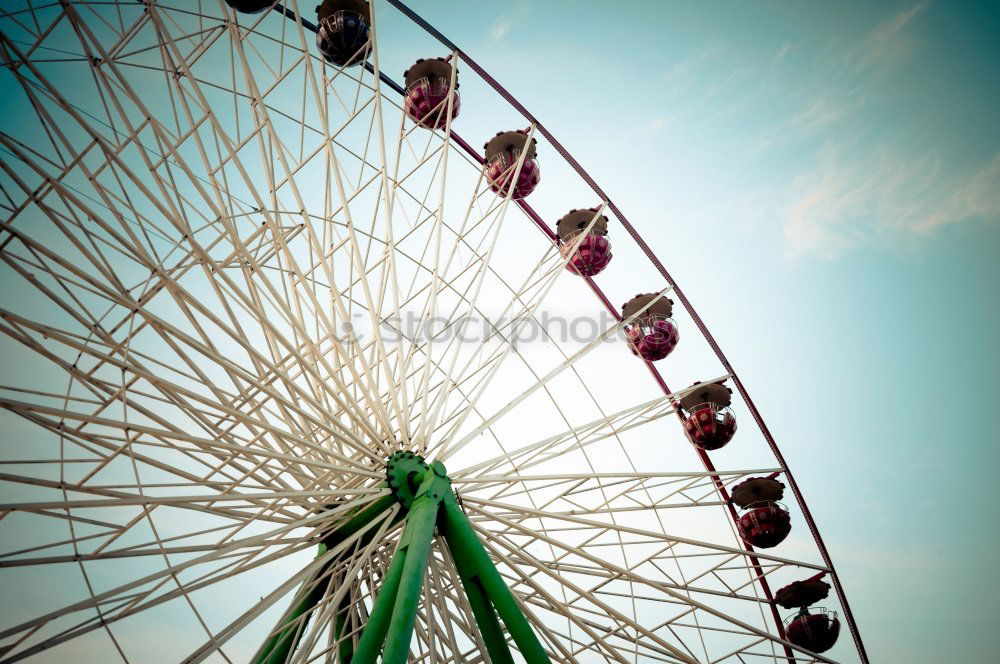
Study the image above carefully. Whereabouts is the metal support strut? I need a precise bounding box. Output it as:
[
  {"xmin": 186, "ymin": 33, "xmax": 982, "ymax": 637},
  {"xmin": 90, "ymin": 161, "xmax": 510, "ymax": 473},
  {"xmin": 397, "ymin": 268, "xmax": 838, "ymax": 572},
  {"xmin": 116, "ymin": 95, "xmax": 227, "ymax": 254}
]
[{"xmin": 254, "ymin": 452, "xmax": 551, "ymax": 664}]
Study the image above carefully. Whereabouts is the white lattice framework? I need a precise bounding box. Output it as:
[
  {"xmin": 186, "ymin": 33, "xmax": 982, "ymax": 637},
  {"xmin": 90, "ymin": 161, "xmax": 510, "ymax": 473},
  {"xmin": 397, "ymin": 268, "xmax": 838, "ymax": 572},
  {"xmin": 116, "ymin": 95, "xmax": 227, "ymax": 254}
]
[{"xmin": 0, "ymin": 2, "xmax": 858, "ymax": 663}]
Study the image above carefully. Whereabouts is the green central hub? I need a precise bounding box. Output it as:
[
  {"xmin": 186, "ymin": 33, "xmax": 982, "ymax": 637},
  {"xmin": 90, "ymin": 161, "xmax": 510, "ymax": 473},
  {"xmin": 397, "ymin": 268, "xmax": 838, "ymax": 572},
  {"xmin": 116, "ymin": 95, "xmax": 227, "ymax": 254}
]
[
  {"xmin": 385, "ymin": 450, "xmax": 449, "ymax": 509},
  {"xmin": 253, "ymin": 451, "xmax": 551, "ymax": 664}
]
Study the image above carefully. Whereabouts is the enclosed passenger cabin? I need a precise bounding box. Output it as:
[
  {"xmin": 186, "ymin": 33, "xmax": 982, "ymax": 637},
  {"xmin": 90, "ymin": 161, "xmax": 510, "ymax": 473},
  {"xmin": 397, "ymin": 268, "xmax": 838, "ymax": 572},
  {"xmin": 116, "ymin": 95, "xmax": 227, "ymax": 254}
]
[
  {"xmin": 785, "ymin": 608, "xmax": 841, "ymax": 653},
  {"xmin": 316, "ymin": 0, "xmax": 370, "ymax": 67},
  {"xmin": 776, "ymin": 577, "xmax": 841, "ymax": 652},
  {"xmin": 679, "ymin": 381, "xmax": 736, "ymax": 450},
  {"xmin": 731, "ymin": 476, "xmax": 791, "ymax": 548},
  {"xmin": 484, "ymin": 130, "xmax": 540, "ymax": 199},
  {"xmin": 404, "ymin": 58, "xmax": 460, "ymax": 129},
  {"xmin": 556, "ymin": 208, "xmax": 612, "ymax": 277},
  {"xmin": 621, "ymin": 293, "xmax": 679, "ymax": 361},
  {"xmin": 775, "ymin": 577, "xmax": 831, "ymax": 610},
  {"xmin": 225, "ymin": 0, "xmax": 275, "ymax": 12}
]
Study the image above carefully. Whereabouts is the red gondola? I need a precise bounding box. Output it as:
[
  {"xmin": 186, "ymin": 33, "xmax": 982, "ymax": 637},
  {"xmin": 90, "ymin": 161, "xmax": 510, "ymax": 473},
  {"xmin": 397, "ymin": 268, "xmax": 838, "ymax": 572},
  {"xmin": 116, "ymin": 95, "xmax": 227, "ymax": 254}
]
[
  {"xmin": 732, "ymin": 476, "xmax": 791, "ymax": 548},
  {"xmin": 404, "ymin": 58, "xmax": 460, "ymax": 129},
  {"xmin": 785, "ymin": 607, "xmax": 841, "ymax": 653},
  {"xmin": 621, "ymin": 293, "xmax": 679, "ymax": 361},
  {"xmin": 679, "ymin": 381, "xmax": 736, "ymax": 450},
  {"xmin": 484, "ymin": 129, "xmax": 540, "ymax": 199},
  {"xmin": 316, "ymin": 0, "xmax": 370, "ymax": 67},
  {"xmin": 224, "ymin": 0, "xmax": 275, "ymax": 13},
  {"xmin": 557, "ymin": 208, "xmax": 612, "ymax": 277}
]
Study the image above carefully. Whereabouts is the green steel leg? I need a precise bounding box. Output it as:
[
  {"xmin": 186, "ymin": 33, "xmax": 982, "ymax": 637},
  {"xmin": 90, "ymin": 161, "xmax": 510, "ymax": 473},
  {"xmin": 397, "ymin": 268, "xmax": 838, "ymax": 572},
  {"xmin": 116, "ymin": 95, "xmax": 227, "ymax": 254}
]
[
  {"xmin": 380, "ymin": 494, "xmax": 439, "ymax": 663},
  {"xmin": 254, "ymin": 495, "xmax": 396, "ymax": 664},
  {"xmin": 345, "ymin": 539, "xmax": 407, "ymax": 663},
  {"xmin": 255, "ymin": 558, "xmax": 328, "ymax": 664},
  {"xmin": 325, "ymin": 494, "xmax": 399, "ymax": 549},
  {"xmin": 259, "ymin": 459, "xmax": 551, "ymax": 664},
  {"xmin": 352, "ymin": 496, "xmax": 437, "ymax": 662},
  {"xmin": 445, "ymin": 542, "xmax": 516, "ymax": 664},
  {"xmin": 440, "ymin": 498, "xmax": 551, "ymax": 664},
  {"xmin": 332, "ymin": 590, "xmax": 355, "ymax": 663}
]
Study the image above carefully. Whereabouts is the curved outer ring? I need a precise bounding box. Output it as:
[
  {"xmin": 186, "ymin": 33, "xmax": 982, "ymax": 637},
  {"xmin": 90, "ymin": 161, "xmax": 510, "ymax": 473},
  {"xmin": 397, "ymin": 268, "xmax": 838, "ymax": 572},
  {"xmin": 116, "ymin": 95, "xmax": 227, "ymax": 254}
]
[{"xmin": 272, "ymin": 2, "xmax": 868, "ymax": 660}]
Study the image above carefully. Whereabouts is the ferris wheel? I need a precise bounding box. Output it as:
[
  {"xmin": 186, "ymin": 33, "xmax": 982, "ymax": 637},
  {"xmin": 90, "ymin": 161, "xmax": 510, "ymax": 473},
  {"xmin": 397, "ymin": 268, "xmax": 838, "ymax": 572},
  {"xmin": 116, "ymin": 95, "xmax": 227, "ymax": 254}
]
[{"xmin": 0, "ymin": 1, "xmax": 868, "ymax": 662}]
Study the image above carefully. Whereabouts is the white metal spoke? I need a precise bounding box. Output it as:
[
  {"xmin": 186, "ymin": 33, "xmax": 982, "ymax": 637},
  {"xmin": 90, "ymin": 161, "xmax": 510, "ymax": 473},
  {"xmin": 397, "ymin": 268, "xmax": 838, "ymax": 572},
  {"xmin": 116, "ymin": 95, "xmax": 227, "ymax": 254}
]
[{"xmin": 0, "ymin": 2, "xmax": 857, "ymax": 662}]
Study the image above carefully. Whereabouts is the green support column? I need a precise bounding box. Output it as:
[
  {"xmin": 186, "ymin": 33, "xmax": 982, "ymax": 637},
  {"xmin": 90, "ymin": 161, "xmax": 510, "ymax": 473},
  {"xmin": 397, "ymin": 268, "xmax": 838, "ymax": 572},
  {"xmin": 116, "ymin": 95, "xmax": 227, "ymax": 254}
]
[
  {"xmin": 380, "ymin": 491, "xmax": 439, "ymax": 662},
  {"xmin": 355, "ymin": 464, "xmax": 446, "ymax": 664},
  {"xmin": 325, "ymin": 494, "xmax": 400, "ymax": 549},
  {"xmin": 255, "ymin": 559, "xmax": 328, "ymax": 664},
  {"xmin": 254, "ymin": 494, "xmax": 396, "ymax": 664},
  {"xmin": 440, "ymin": 497, "xmax": 552, "ymax": 664},
  {"xmin": 260, "ymin": 453, "xmax": 553, "ymax": 664},
  {"xmin": 350, "ymin": 544, "xmax": 408, "ymax": 663},
  {"xmin": 444, "ymin": 540, "xmax": 516, "ymax": 664},
  {"xmin": 332, "ymin": 591, "xmax": 356, "ymax": 663}
]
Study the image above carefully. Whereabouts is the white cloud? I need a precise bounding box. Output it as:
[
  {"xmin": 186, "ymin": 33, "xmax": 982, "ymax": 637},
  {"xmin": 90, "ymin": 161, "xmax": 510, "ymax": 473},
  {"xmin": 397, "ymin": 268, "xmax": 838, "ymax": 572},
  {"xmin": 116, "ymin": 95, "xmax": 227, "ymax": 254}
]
[
  {"xmin": 488, "ymin": 3, "xmax": 530, "ymax": 45},
  {"xmin": 852, "ymin": 0, "xmax": 932, "ymax": 72},
  {"xmin": 753, "ymin": 1, "xmax": 930, "ymax": 153},
  {"xmin": 772, "ymin": 39, "xmax": 801, "ymax": 66},
  {"xmin": 752, "ymin": 84, "xmax": 868, "ymax": 153},
  {"xmin": 913, "ymin": 152, "xmax": 1000, "ymax": 233},
  {"xmin": 782, "ymin": 145, "xmax": 1000, "ymax": 258},
  {"xmin": 738, "ymin": 1, "xmax": 994, "ymax": 258},
  {"xmin": 632, "ymin": 116, "xmax": 669, "ymax": 136},
  {"xmin": 662, "ymin": 45, "xmax": 723, "ymax": 85}
]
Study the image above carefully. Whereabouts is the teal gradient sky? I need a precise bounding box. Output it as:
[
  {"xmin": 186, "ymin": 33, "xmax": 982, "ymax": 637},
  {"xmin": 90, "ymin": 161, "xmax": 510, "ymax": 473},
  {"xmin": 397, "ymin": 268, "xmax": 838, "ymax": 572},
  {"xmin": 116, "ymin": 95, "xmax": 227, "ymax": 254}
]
[
  {"xmin": 0, "ymin": 1, "xmax": 997, "ymax": 661},
  {"xmin": 411, "ymin": 0, "xmax": 1000, "ymax": 661}
]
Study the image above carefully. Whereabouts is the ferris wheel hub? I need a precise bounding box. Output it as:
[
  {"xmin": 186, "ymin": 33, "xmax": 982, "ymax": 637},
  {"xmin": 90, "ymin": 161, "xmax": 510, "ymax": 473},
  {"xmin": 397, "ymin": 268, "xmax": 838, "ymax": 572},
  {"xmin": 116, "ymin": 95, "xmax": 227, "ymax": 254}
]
[
  {"xmin": 0, "ymin": 0, "xmax": 861, "ymax": 659},
  {"xmin": 385, "ymin": 450, "xmax": 451, "ymax": 509},
  {"xmin": 297, "ymin": 451, "xmax": 551, "ymax": 664}
]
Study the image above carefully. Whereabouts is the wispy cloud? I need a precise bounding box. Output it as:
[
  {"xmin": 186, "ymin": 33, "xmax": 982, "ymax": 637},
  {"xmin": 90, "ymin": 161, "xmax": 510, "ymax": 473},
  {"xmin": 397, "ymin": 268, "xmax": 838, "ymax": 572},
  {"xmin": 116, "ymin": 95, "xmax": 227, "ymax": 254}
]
[
  {"xmin": 771, "ymin": 39, "xmax": 801, "ymax": 66},
  {"xmin": 488, "ymin": 3, "xmax": 531, "ymax": 45},
  {"xmin": 912, "ymin": 152, "xmax": 1000, "ymax": 233},
  {"xmin": 752, "ymin": 85, "xmax": 868, "ymax": 153},
  {"xmin": 782, "ymin": 145, "xmax": 1000, "ymax": 258},
  {"xmin": 739, "ymin": 1, "xmax": 993, "ymax": 258},
  {"xmin": 753, "ymin": 1, "xmax": 931, "ymax": 153},
  {"xmin": 851, "ymin": 0, "xmax": 931, "ymax": 72},
  {"xmin": 632, "ymin": 116, "xmax": 670, "ymax": 136},
  {"xmin": 662, "ymin": 45, "xmax": 723, "ymax": 86}
]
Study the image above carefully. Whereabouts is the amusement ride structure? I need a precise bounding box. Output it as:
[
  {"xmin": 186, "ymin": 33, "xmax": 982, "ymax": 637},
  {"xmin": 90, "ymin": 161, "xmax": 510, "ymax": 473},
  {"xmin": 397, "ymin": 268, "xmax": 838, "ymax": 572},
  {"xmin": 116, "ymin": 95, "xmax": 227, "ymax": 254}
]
[{"xmin": 0, "ymin": 1, "xmax": 867, "ymax": 662}]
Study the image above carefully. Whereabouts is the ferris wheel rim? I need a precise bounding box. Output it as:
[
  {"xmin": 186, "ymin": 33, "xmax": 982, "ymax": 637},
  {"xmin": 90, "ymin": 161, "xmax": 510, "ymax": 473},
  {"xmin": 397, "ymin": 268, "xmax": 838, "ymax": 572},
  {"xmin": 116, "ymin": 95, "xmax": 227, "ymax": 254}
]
[
  {"xmin": 337, "ymin": 0, "xmax": 868, "ymax": 660},
  {"xmin": 0, "ymin": 0, "xmax": 860, "ymax": 660}
]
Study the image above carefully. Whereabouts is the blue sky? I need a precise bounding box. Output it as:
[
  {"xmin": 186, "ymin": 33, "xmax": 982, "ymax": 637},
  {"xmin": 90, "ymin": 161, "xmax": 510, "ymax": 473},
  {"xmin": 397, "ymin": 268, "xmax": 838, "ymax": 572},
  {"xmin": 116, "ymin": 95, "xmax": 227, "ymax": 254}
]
[
  {"xmin": 0, "ymin": 0, "xmax": 996, "ymax": 661},
  {"xmin": 409, "ymin": 0, "xmax": 1000, "ymax": 661}
]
